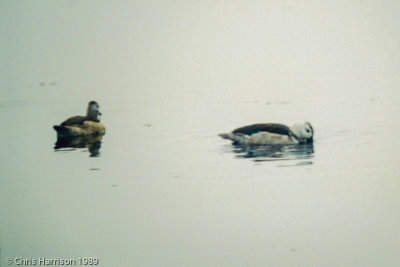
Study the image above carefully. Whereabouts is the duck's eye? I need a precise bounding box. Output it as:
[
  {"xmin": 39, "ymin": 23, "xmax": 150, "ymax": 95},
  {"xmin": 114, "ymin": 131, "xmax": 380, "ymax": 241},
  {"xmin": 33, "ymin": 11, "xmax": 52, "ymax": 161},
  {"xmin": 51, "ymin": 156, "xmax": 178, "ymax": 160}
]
[{"xmin": 305, "ymin": 129, "xmax": 310, "ymax": 133}]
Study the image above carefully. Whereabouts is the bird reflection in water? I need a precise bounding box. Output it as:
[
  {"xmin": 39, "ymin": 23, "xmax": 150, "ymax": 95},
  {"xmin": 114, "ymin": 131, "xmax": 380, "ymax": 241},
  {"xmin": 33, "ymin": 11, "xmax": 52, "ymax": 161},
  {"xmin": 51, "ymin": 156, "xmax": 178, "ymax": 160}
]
[
  {"xmin": 54, "ymin": 134, "xmax": 104, "ymax": 157},
  {"xmin": 231, "ymin": 143, "xmax": 314, "ymax": 165}
]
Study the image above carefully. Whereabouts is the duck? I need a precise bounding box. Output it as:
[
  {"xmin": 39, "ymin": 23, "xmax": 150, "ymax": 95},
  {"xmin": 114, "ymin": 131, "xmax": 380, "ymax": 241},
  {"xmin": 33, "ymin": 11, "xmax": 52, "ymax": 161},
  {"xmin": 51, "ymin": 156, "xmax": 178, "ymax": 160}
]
[
  {"xmin": 219, "ymin": 121, "xmax": 314, "ymax": 145},
  {"xmin": 53, "ymin": 101, "xmax": 105, "ymax": 137}
]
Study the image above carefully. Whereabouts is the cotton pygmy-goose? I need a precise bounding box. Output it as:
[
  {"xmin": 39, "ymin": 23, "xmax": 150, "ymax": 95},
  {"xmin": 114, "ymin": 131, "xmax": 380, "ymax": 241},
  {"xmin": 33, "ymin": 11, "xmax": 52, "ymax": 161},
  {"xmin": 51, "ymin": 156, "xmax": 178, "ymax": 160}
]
[
  {"xmin": 53, "ymin": 101, "xmax": 105, "ymax": 137},
  {"xmin": 219, "ymin": 122, "xmax": 314, "ymax": 145}
]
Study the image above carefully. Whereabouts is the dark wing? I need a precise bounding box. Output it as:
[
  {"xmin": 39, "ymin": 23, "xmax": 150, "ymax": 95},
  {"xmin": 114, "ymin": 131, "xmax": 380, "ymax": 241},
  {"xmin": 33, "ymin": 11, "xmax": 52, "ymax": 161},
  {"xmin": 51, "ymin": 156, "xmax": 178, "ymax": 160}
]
[
  {"xmin": 60, "ymin": 115, "xmax": 100, "ymax": 126},
  {"xmin": 232, "ymin": 123, "xmax": 292, "ymax": 136},
  {"xmin": 60, "ymin": 116, "xmax": 87, "ymax": 126}
]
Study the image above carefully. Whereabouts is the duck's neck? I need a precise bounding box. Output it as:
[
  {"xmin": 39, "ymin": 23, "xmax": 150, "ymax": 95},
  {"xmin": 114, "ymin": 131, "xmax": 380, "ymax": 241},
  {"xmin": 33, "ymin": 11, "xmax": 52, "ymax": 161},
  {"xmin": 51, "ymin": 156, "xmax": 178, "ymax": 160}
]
[
  {"xmin": 87, "ymin": 106, "xmax": 99, "ymax": 121},
  {"xmin": 290, "ymin": 124, "xmax": 304, "ymax": 143}
]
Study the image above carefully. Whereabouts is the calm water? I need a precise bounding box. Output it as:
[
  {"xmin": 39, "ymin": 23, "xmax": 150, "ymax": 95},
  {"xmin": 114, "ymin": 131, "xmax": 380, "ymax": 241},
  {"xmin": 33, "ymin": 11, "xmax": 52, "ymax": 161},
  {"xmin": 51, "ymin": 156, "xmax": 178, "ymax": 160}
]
[{"xmin": 1, "ymin": 1, "xmax": 400, "ymax": 266}]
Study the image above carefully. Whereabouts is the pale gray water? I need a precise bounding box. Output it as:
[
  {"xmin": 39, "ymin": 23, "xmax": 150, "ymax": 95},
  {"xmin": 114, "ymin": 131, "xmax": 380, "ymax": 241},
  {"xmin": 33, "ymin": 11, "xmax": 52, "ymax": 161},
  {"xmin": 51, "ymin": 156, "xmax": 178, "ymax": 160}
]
[{"xmin": 1, "ymin": 1, "xmax": 400, "ymax": 266}]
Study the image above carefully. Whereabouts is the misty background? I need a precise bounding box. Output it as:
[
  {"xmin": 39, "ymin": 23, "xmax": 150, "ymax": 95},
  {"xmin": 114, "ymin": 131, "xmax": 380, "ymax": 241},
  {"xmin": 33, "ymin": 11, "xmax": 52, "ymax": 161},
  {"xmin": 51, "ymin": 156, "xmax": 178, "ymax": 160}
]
[{"xmin": 1, "ymin": 1, "xmax": 400, "ymax": 266}]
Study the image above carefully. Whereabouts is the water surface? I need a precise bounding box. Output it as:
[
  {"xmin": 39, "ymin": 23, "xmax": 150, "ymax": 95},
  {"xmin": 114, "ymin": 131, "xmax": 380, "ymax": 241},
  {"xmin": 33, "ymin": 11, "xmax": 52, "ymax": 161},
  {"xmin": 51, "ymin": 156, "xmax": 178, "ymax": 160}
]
[{"xmin": 1, "ymin": 1, "xmax": 400, "ymax": 266}]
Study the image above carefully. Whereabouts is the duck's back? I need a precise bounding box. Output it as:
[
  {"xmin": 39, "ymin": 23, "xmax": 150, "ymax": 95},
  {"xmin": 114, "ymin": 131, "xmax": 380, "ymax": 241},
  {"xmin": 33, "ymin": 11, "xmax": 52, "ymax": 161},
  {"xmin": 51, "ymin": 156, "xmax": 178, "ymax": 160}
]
[
  {"xmin": 232, "ymin": 123, "xmax": 292, "ymax": 136},
  {"xmin": 54, "ymin": 116, "xmax": 104, "ymax": 137},
  {"xmin": 61, "ymin": 116, "xmax": 99, "ymax": 126}
]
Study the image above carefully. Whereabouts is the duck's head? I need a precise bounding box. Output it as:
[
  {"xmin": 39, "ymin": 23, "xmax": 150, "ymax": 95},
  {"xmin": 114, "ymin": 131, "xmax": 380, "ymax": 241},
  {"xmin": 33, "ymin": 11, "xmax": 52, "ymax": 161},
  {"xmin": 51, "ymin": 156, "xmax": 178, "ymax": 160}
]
[
  {"xmin": 87, "ymin": 101, "xmax": 101, "ymax": 120},
  {"xmin": 290, "ymin": 122, "xmax": 314, "ymax": 143}
]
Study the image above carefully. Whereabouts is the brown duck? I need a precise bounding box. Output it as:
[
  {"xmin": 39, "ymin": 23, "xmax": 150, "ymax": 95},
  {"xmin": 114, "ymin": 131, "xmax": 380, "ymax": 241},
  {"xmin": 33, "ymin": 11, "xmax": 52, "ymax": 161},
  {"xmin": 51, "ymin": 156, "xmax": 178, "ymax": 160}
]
[{"xmin": 53, "ymin": 101, "xmax": 105, "ymax": 137}]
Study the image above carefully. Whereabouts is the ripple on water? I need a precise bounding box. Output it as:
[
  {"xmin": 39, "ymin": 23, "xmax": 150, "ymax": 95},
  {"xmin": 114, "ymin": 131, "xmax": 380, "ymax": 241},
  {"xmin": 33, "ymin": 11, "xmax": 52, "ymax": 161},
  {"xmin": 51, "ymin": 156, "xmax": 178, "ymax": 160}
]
[{"xmin": 227, "ymin": 143, "xmax": 314, "ymax": 167}]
